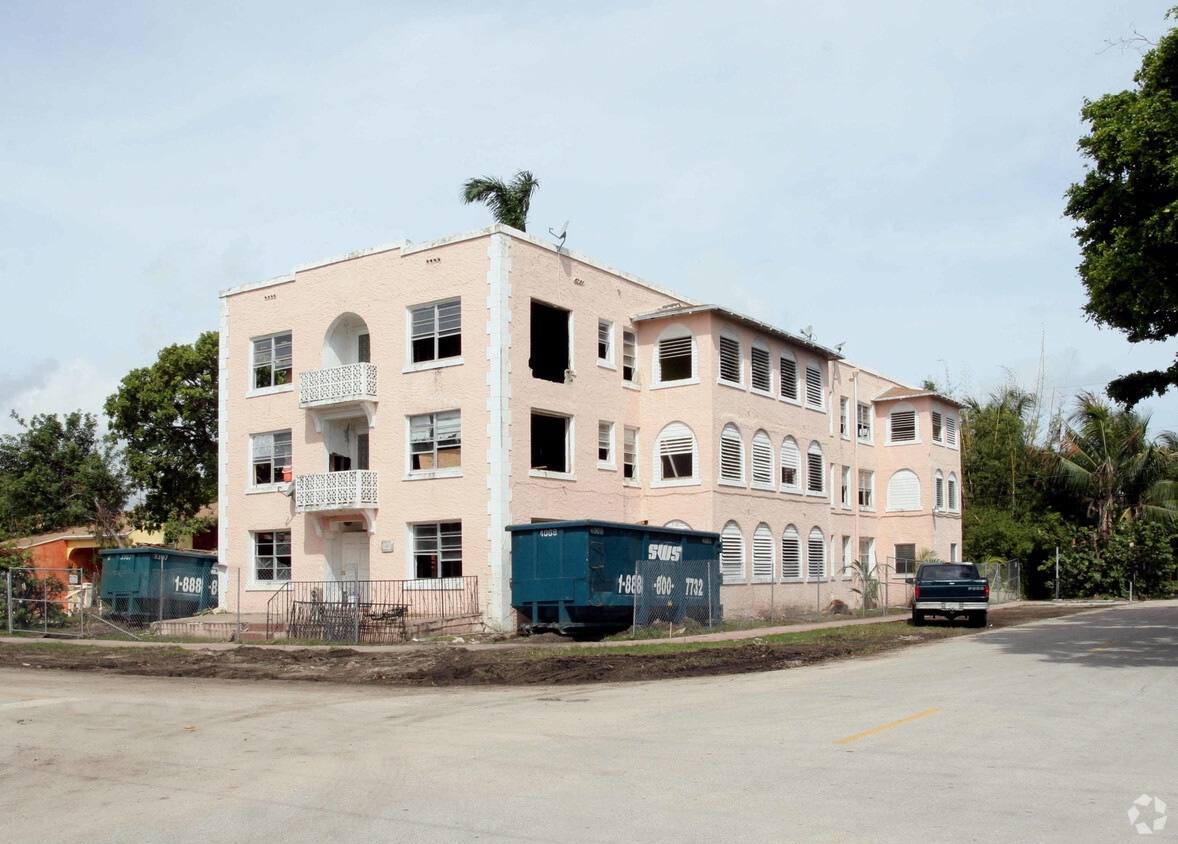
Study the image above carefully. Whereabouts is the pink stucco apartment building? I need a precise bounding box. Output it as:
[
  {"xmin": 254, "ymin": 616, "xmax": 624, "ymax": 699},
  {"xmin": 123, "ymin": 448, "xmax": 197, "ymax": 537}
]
[{"xmin": 218, "ymin": 225, "xmax": 963, "ymax": 630}]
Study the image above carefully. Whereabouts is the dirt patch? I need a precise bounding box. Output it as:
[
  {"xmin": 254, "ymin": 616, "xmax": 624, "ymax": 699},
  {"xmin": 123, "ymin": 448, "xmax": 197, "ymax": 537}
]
[{"xmin": 0, "ymin": 604, "xmax": 1096, "ymax": 687}]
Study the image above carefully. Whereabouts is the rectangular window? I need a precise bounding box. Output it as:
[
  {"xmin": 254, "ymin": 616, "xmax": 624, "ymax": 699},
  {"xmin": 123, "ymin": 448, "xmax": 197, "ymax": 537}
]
[
  {"xmin": 598, "ymin": 421, "xmax": 613, "ymax": 466},
  {"xmin": 410, "ymin": 300, "xmax": 461, "ymax": 364},
  {"xmin": 839, "ymin": 397, "xmax": 850, "ymax": 437},
  {"xmin": 948, "ymin": 476, "xmax": 958, "ymax": 510},
  {"xmin": 719, "ymin": 336, "xmax": 741, "ymax": 384},
  {"xmin": 894, "ymin": 543, "xmax": 917, "ymax": 576},
  {"xmin": 357, "ymin": 333, "xmax": 371, "ymax": 363},
  {"xmin": 413, "ymin": 522, "xmax": 462, "ymax": 578},
  {"xmin": 751, "ymin": 346, "xmax": 771, "ymax": 392},
  {"xmin": 950, "ymin": 543, "xmax": 958, "ymax": 563},
  {"xmin": 807, "ymin": 451, "xmax": 824, "ymax": 493},
  {"xmin": 252, "ymin": 332, "xmax": 292, "ymax": 389},
  {"xmin": 858, "ymin": 470, "xmax": 874, "ymax": 508},
  {"xmin": 658, "ymin": 336, "xmax": 693, "ymax": 382},
  {"xmin": 805, "ymin": 364, "xmax": 823, "ymax": 409},
  {"xmin": 932, "ymin": 411, "xmax": 944, "ymax": 443},
  {"xmin": 622, "ymin": 330, "xmax": 637, "ymax": 383},
  {"xmin": 890, "ymin": 410, "xmax": 917, "ymax": 442},
  {"xmin": 623, "ymin": 427, "xmax": 638, "ymax": 480},
  {"xmin": 254, "ymin": 530, "xmax": 291, "ymax": 581},
  {"xmin": 935, "ymin": 474, "xmax": 945, "ymax": 509},
  {"xmin": 859, "ymin": 537, "xmax": 875, "ymax": 574},
  {"xmin": 530, "ymin": 301, "xmax": 570, "ymax": 383},
  {"xmin": 251, "ymin": 431, "xmax": 292, "ymax": 486},
  {"xmin": 780, "ymin": 356, "xmax": 798, "ymax": 401},
  {"xmin": 597, "ymin": 320, "xmax": 613, "ymax": 364},
  {"xmin": 781, "ymin": 532, "xmax": 801, "ymax": 579},
  {"xmin": 857, "ymin": 402, "xmax": 873, "ymax": 440},
  {"xmin": 840, "ymin": 466, "xmax": 851, "ymax": 507},
  {"xmin": 531, "ymin": 412, "xmax": 570, "ymax": 473},
  {"xmin": 409, "ymin": 411, "xmax": 461, "ymax": 472},
  {"xmin": 945, "ymin": 416, "xmax": 958, "ymax": 447},
  {"xmin": 842, "ymin": 535, "xmax": 853, "ymax": 577}
]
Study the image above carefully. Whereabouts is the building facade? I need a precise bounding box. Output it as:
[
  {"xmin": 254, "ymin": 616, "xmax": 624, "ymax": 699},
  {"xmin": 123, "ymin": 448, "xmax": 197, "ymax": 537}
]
[{"xmin": 218, "ymin": 226, "xmax": 963, "ymax": 629}]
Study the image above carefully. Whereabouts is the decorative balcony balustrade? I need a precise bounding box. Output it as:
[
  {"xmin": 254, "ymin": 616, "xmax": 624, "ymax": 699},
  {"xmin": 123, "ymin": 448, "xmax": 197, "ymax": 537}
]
[
  {"xmin": 295, "ymin": 470, "xmax": 379, "ymax": 513},
  {"xmin": 299, "ymin": 363, "xmax": 378, "ymax": 409}
]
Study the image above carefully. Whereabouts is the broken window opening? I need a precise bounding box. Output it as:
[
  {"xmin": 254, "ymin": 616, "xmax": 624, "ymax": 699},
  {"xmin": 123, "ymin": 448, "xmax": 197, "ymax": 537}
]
[{"xmin": 530, "ymin": 301, "xmax": 570, "ymax": 383}]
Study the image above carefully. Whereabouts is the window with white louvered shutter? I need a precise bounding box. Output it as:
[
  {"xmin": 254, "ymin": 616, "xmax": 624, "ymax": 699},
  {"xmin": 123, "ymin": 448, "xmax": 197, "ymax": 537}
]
[
  {"xmin": 948, "ymin": 473, "xmax": 958, "ymax": 510},
  {"xmin": 719, "ymin": 424, "xmax": 744, "ymax": 483},
  {"xmin": 887, "ymin": 470, "xmax": 922, "ymax": 511},
  {"xmin": 806, "ymin": 442, "xmax": 824, "ymax": 494},
  {"xmin": 931, "ymin": 410, "xmax": 943, "ymax": 443},
  {"xmin": 655, "ymin": 422, "xmax": 697, "ymax": 483},
  {"xmin": 720, "ymin": 521, "xmax": 745, "ymax": 583},
  {"xmin": 945, "ymin": 415, "xmax": 957, "ymax": 447},
  {"xmin": 889, "ymin": 408, "xmax": 917, "ymax": 443},
  {"xmin": 781, "ymin": 526, "xmax": 801, "ymax": 579},
  {"xmin": 751, "ymin": 430, "xmax": 773, "ymax": 489},
  {"xmin": 805, "ymin": 363, "xmax": 824, "ymax": 409},
  {"xmin": 657, "ymin": 333, "xmax": 694, "ymax": 383},
  {"xmin": 718, "ymin": 334, "xmax": 741, "ymax": 384},
  {"xmin": 780, "ymin": 355, "xmax": 798, "ymax": 401},
  {"xmin": 807, "ymin": 527, "xmax": 826, "ymax": 580},
  {"xmin": 752, "ymin": 524, "xmax": 774, "ymax": 581},
  {"xmin": 780, "ymin": 437, "xmax": 801, "ymax": 491},
  {"xmin": 934, "ymin": 471, "xmax": 945, "ymax": 509},
  {"xmin": 751, "ymin": 344, "xmax": 771, "ymax": 392}
]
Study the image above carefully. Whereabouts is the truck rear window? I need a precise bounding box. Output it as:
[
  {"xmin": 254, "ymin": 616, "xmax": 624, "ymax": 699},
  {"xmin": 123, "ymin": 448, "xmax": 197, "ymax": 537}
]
[{"xmin": 918, "ymin": 564, "xmax": 979, "ymax": 580}]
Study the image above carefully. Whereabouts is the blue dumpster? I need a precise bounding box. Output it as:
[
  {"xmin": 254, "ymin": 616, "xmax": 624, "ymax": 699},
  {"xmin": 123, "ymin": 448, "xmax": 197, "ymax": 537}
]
[
  {"xmin": 508, "ymin": 520, "xmax": 722, "ymax": 634},
  {"xmin": 99, "ymin": 547, "xmax": 219, "ymax": 622}
]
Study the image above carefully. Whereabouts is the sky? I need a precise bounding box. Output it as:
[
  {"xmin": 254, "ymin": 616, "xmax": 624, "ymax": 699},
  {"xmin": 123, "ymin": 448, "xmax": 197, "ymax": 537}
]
[{"xmin": 3, "ymin": 0, "xmax": 1177, "ymax": 438}]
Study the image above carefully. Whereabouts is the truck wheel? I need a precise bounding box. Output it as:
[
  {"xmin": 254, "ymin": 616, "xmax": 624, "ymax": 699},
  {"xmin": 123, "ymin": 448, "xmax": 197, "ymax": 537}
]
[
  {"xmin": 975, "ymin": 611, "xmax": 988, "ymax": 628},
  {"xmin": 912, "ymin": 610, "xmax": 925, "ymax": 627}
]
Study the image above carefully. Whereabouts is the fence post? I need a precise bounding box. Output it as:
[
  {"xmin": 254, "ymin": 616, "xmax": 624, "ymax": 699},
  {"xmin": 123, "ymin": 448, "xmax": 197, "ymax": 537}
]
[
  {"xmin": 6, "ymin": 569, "xmax": 11, "ymax": 634},
  {"xmin": 158, "ymin": 556, "xmax": 165, "ymax": 633},
  {"xmin": 353, "ymin": 571, "xmax": 360, "ymax": 645},
  {"xmin": 236, "ymin": 569, "xmax": 241, "ymax": 642}
]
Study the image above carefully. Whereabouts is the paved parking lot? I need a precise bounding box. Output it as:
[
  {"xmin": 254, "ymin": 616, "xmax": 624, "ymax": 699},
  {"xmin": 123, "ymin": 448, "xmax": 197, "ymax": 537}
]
[{"xmin": 2, "ymin": 601, "xmax": 1175, "ymax": 842}]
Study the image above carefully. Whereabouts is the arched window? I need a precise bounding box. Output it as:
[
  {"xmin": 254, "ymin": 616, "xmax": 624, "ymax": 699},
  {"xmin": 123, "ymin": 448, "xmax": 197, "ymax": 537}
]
[
  {"xmin": 720, "ymin": 521, "xmax": 745, "ymax": 584},
  {"xmin": 804, "ymin": 360, "xmax": 824, "ymax": 409},
  {"xmin": 751, "ymin": 430, "xmax": 774, "ymax": 490},
  {"xmin": 807, "ymin": 527, "xmax": 826, "ymax": 580},
  {"xmin": 719, "ymin": 423, "xmax": 744, "ymax": 484},
  {"xmin": 654, "ymin": 422, "xmax": 698, "ymax": 485},
  {"xmin": 654, "ymin": 324, "xmax": 696, "ymax": 385},
  {"xmin": 780, "ymin": 436, "xmax": 801, "ymax": 492},
  {"xmin": 806, "ymin": 441, "xmax": 825, "ymax": 494},
  {"xmin": 947, "ymin": 473, "xmax": 959, "ymax": 511},
  {"xmin": 752, "ymin": 523, "xmax": 774, "ymax": 582},
  {"xmin": 718, "ymin": 327, "xmax": 742, "ymax": 386},
  {"xmin": 934, "ymin": 470, "xmax": 945, "ymax": 510},
  {"xmin": 664, "ymin": 519, "xmax": 692, "ymax": 530},
  {"xmin": 887, "ymin": 469, "xmax": 922, "ymax": 511},
  {"xmin": 888, "ymin": 403, "xmax": 919, "ymax": 444},
  {"xmin": 322, "ymin": 312, "xmax": 371, "ymax": 368},
  {"xmin": 780, "ymin": 351, "xmax": 799, "ymax": 402},
  {"xmin": 781, "ymin": 525, "xmax": 801, "ymax": 579},
  {"xmin": 750, "ymin": 340, "xmax": 772, "ymax": 393}
]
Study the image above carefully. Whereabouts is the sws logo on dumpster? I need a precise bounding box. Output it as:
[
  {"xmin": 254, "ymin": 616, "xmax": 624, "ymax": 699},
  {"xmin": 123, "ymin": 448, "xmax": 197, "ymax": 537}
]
[{"xmin": 647, "ymin": 543, "xmax": 682, "ymax": 562}]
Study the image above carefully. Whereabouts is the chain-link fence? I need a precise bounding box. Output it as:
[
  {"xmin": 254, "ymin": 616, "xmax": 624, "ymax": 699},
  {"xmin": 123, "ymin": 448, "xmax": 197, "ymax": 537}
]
[
  {"xmin": 631, "ymin": 558, "xmax": 721, "ymax": 635},
  {"xmin": 4, "ymin": 567, "xmax": 88, "ymax": 637}
]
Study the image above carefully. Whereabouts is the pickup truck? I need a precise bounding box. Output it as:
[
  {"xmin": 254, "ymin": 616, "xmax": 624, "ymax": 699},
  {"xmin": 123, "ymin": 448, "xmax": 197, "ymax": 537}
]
[{"xmin": 912, "ymin": 563, "xmax": 989, "ymax": 627}]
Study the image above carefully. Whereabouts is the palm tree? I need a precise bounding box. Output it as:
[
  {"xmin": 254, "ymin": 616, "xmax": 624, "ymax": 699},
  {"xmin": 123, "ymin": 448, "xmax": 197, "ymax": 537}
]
[
  {"xmin": 460, "ymin": 170, "xmax": 540, "ymax": 232},
  {"xmin": 1052, "ymin": 392, "xmax": 1178, "ymax": 545}
]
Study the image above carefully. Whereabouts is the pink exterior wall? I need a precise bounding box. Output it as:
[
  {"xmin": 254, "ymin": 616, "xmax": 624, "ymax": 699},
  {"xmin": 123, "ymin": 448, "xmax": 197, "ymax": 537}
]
[{"xmin": 219, "ymin": 226, "xmax": 962, "ymax": 628}]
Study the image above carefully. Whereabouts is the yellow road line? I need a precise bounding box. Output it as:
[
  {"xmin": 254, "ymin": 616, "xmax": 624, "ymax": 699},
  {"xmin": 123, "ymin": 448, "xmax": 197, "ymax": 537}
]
[
  {"xmin": 835, "ymin": 709, "xmax": 940, "ymax": 744},
  {"xmin": 1087, "ymin": 640, "xmax": 1118, "ymax": 653}
]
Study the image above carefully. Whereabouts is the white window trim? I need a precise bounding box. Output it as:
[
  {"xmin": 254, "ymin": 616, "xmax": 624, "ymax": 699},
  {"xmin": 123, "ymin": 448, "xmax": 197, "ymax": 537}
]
[
  {"xmin": 751, "ymin": 523, "xmax": 775, "ymax": 584},
  {"xmin": 249, "ymin": 331, "xmax": 294, "ymax": 396},
  {"xmin": 779, "ymin": 352, "xmax": 801, "ymax": 406},
  {"xmin": 806, "ymin": 527, "xmax": 827, "ymax": 583},
  {"xmin": 407, "ymin": 520, "xmax": 464, "ymax": 581},
  {"xmin": 597, "ymin": 421, "xmax": 616, "ymax": 471},
  {"xmin": 402, "ymin": 357, "xmax": 465, "ymax": 375},
  {"xmin": 842, "ymin": 535, "xmax": 854, "ymax": 580},
  {"xmin": 780, "ymin": 437, "xmax": 802, "ymax": 494},
  {"xmin": 750, "ymin": 430, "xmax": 775, "ymax": 491},
  {"xmin": 597, "ymin": 319, "xmax": 616, "ymax": 370},
  {"xmin": 887, "ymin": 404, "xmax": 921, "ymax": 445},
  {"xmin": 720, "ymin": 521, "xmax": 746, "ymax": 585},
  {"xmin": 652, "ymin": 421, "xmax": 700, "ymax": 488},
  {"xmin": 246, "ymin": 529, "xmax": 293, "ymax": 591},
  {"xmin": 749, "ymin": 341, "xmax": 774, "ymax": 397},
  {"xmin": 717, "ymin": 329, "xmax": 744, "ymax": 389},
  {"xmin": 529, "ymin": 411, "xmax": 576, "ymax": 480},
  {"xmin": 931, "ymin": 407, "xmax": 945, "ymax": 445},
  {"xmin": 781, "ymin": 526, "xmax": 803, "ymax": 582},
  {"xmin": 653, "ymin": 325, "xmax": 698, "ymax": 388},
  {"xmin": 856, "ymin": 401, "xmax": 874, "ymax": 444},
  {"xmin": 803, "ymin": 360, "xmax": 826, "ymax": 412},
  {"xmin": 839, "ymin": 397, "xmax": 851, "ymax": 440},
  {"xmin": 622, "ymin": 426, "xmax": 639, "ymax": 486},
  {"xmin": 719, "ymin": 424, "xmax": 745, "ymax": 487},
  {"xmin": 405, "ymin": 410, "xmax": 463, "ymax": 481},
  {"xmin": 248, "ymin": 430, "xmax": 292, "ymax": 492},
  {"xmin": 858, "ymin": 470, "xmax": 876, "ymax": 512},
  {"xmin": 406, "ymin": 298, "xmax": 462, "ymax": 369},
  {"xmin": 945, "ymin": 415, "xmax": 959, "ymax": 450},
  {"xmin": 805, "ymin": 442, "xmax": 825, "ymax": 497}
]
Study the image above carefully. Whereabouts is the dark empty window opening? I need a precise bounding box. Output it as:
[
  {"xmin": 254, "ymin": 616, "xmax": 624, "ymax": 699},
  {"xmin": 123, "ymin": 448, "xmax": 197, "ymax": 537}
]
[
  {"xmin": 530, "ymin": 301, "xmax": 570, "ymax": 383},
  {"xmin": 531, "ymin": 413, "xmax": 569, "ymax": 473}
]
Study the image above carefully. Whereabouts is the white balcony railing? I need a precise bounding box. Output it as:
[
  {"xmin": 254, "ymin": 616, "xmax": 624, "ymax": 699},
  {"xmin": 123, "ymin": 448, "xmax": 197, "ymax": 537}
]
[
  {"xmin": 295, "ymin": 470, "xmax": 379, "ymax": 513},
  {"xmin": 299, "ymin": 363, "xmax": 378, "ymax": 408}
]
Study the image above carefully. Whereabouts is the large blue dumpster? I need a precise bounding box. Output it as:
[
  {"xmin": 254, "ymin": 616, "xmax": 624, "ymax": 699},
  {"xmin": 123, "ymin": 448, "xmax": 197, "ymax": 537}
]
[
  {"xmin": 508, "ymin": 520, "xmax": 722, "ymax": 633},
  {"xmin": 99, "ymin": 547, "xmax": 219, "ymax": 622}
]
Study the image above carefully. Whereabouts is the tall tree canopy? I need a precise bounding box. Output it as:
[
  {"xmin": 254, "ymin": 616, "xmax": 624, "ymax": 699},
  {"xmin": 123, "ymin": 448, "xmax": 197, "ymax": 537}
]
[
  {"xmin": 460, "ymin": 170, "xmax": 539, "ymax": 231},
  {"xmin": 1065, "ymin": 9, "xmax": 1178, "ymax": 406},
  {"xmin": 1050, "ymin": 392, "xmax": 1177, "ymax": 545},
  {"xmin": 0, "ymin": 411, "xmax": 127, "ymax": 537},
  {"xmin": 105, "ymin": 331, "xmax": 218, "ymax": 542}
]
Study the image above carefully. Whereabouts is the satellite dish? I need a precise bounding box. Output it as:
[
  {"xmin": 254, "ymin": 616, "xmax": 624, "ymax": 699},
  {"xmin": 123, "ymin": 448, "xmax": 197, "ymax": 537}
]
[
  {"xmin": 800, "ymin": 325, "xmax": 813, "ymax": 340},
  {"xmin": 549, "ymin": 221, "xmax": 569, "ymax": 250}
]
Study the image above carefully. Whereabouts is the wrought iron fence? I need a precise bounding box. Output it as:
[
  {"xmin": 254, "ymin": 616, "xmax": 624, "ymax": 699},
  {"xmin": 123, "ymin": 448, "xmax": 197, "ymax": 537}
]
[{"xmin": 266, "ymin": 576, "xmax": 479, "ymax": 644}]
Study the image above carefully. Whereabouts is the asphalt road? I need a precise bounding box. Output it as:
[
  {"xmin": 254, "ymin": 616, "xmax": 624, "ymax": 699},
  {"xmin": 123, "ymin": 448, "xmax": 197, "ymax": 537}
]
[{"xmin": 2, "ymin": 602, "xmax": 1176, "ymax": 842}]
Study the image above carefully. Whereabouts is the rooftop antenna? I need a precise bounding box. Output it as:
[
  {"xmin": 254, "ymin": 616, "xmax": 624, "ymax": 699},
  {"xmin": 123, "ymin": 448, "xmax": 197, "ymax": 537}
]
[{"xmin": 549, "ymin": 220, "xmax": 569, "ymax": 251}]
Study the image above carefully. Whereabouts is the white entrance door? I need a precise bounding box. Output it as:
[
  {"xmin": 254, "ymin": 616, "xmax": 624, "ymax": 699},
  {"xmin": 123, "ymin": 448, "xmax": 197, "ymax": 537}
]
[{"xmin": 340, "ymin": 533, "xmax": 370, "ymax": 582}]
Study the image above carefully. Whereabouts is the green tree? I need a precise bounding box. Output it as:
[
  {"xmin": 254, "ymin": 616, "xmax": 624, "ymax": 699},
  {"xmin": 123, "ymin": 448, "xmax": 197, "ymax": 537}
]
[
  {"xmin": 1064, "ymin": 9, "xmax": 1178, "ymax": 406},
  {"xmin": 0, "ymin": 411, "xmax": 128, "ymax": 537},
  {"xmin": 460, "ymin": 170, "xmax": 540, "ymax": 231},
  {"xmin": 1050, "ymin": 392, "xmax": 1177, "ymax": 546},
  {"xmin": 105, "ymin": 331, "xmax": 218, "ymax": 543}
]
